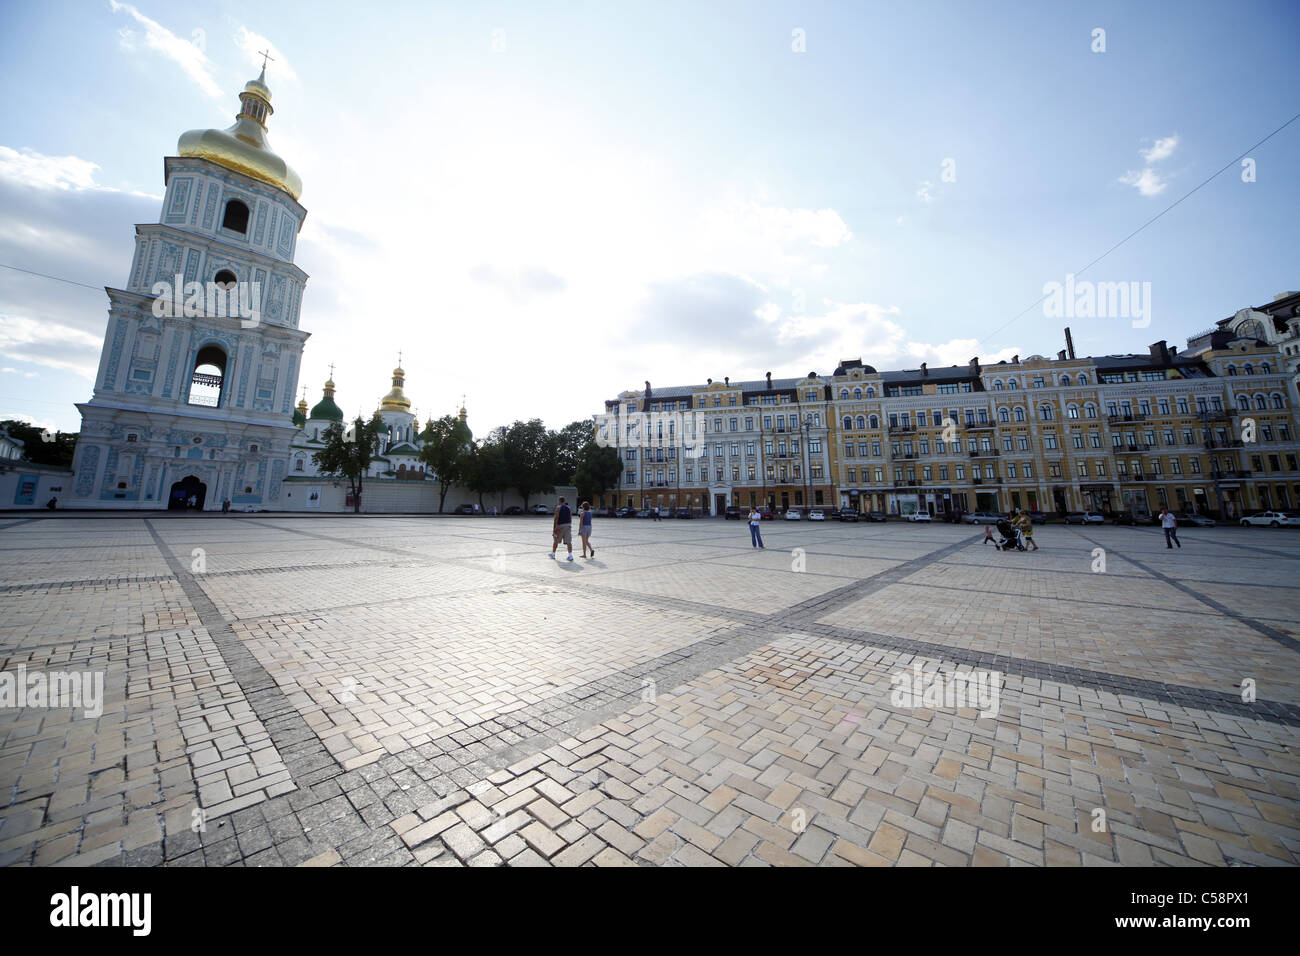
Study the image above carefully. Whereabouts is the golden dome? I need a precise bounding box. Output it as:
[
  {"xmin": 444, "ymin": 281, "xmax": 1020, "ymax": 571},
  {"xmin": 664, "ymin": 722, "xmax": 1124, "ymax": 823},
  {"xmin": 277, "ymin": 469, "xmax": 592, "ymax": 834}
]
[
  {"xmin": 177, "ymin": 67, "xmax": 302, "ymax": 200},
  {"xmin": 378, "ymin": 367, "xmax": 411, "ymax": 412}
]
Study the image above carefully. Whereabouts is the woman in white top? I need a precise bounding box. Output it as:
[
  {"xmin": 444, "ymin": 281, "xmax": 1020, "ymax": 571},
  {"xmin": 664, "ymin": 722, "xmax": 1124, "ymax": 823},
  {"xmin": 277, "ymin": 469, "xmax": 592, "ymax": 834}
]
[{"xmin": 748, "ymin": 508, "xmax": 765, "ymax": 549}]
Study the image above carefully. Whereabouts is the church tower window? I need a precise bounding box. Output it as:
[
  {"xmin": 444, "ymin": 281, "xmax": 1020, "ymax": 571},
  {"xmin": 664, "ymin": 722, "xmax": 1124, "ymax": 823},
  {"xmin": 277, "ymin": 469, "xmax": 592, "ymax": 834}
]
[
  {"xmin": 221, "ymin": 200, "xmax": 250, "ymax": 234},
  {"xmin": 188, "ymin": 345, "xmax": 227, "ymax": 407}
]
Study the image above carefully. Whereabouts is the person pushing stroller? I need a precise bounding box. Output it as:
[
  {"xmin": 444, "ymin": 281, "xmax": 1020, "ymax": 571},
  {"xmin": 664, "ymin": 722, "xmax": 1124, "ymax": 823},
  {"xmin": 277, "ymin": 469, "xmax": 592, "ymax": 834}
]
[{"xmin": 994, "ymin": 516, "xmax": 1026, "ymax": 551}]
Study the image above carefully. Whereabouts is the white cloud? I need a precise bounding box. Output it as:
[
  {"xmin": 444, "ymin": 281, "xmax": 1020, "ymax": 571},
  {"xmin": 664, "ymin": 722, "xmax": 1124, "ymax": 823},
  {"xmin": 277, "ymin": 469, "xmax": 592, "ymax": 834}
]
[
  {"xmin": 234, "ymin": 26, "xmax": 298, "ymax": 84},
  {"xmin": 0, "ymin": 146, "xmax": 159, "ymax": 199},
  {"xmin": 0, "ymin": 315, "xmax": 102, "ymax": 376},
  {"xmin": 916, "ymin": 181, "xmax": 936, "ymax": 203},
  {"xmin": 1119, "ymin": 167, "xmax": 1167, "ymax": 197},
  {"xmin": 108, "ymin": 0, "xmax": 222, "ymax": 100},
  {"xmin": 1141, "ymin": 135, "xmax": 1178, "ymax": 163}
]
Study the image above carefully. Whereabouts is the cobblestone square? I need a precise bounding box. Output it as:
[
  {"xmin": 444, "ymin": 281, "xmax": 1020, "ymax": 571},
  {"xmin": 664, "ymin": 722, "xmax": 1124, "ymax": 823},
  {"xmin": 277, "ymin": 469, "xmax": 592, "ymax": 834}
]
[{"xmin": 1, "ymin": 513, "xmax": 1297, "ymax": 867}]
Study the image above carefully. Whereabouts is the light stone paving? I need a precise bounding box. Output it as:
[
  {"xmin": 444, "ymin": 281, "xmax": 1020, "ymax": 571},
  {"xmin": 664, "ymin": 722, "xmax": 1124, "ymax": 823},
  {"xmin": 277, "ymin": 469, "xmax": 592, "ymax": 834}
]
[{"xmin": 0, "ymin": 513, "xmax": 1296, "ymax": 867}]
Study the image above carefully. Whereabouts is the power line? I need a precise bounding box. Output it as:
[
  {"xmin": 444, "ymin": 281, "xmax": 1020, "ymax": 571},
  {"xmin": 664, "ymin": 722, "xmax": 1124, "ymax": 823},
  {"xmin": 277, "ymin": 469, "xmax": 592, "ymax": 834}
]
[
  {"xmin": 0, "ymin": 261, "xmax": 105, "ymax": 293},
  {"xmin": 975, "ymin": 109, "xmax": 1300, "ymax": 350}
]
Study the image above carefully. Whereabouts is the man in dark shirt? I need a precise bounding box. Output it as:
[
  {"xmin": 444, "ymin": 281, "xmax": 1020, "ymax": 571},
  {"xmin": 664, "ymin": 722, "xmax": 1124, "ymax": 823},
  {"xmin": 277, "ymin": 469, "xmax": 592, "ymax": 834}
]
[{"xmin": 550, "ymin": 497, "xmax": 574, "ymax": 562}]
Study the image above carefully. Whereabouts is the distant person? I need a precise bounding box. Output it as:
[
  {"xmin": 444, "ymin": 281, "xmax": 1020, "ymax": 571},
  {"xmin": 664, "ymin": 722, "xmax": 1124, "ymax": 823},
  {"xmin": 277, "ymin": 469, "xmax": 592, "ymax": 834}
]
[
  {"xmin": 222, "ymin": 499, "xmax": 230, "ymax": 513},
  {"xmin": 550, "ymin": 496, "xmax": 574, "ymax": 561},
  {"xmin": 983, "ymin": 524, "xmax": 995, "ymax": 545},
  {"xmin": 579, "ymin": 501, "xmax": 595, "ymax": 558},
  {"xmin": 1014, "ymin": 508, "xmax": 1038, "ymax": 551},
  {"xmin": 1160, "ymin": 507, "xmax": 1180, "ymax": 549},
  {"xmin": 45, "ymin": 496, "xmax": 57, "ymax": 510},
  {"xmin": 748, "ymin": 506, "xmax": 765, "ymax": 549}
]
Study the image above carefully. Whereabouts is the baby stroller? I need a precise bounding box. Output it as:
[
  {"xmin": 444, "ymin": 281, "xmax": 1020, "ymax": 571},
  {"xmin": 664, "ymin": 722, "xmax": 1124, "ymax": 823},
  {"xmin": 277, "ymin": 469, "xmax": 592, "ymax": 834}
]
[{"xmin": 995, "ymin": 519, "xmax": 1026, "ymax": 551}]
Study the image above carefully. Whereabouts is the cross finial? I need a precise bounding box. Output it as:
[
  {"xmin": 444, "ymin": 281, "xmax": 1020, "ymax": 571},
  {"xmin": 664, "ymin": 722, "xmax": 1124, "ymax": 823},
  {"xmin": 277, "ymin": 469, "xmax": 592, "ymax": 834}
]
[
  {"xmin": 328, "ymin": 362, "xmax": 335, "ymax": 379},
  {"xmin": 258, "ymin": 49, "xmax": 275, "ymax": 72},
  {"xmin": 398, "ymin": 350, "xmax": 402, "ymax": 367}
]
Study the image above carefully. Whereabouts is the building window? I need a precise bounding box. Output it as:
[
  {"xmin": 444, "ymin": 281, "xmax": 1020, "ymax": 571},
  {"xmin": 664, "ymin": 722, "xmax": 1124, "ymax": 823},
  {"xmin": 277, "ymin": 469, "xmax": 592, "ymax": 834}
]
[{"xmin": 221, "ymin": 199, "xmax": 250, "ymax": 234}]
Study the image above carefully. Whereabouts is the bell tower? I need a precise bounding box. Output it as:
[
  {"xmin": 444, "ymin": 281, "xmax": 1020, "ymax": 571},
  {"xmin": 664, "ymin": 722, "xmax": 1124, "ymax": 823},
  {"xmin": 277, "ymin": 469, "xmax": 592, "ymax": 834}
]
[{"xmin": 70, "ymin": 66, "xmax": 310, "ymax": 509}]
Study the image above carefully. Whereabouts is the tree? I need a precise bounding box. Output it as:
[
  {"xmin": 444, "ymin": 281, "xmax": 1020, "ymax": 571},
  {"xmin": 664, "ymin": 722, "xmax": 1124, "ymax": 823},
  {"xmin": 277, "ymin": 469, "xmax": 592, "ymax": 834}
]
[
  {"xmin": 501, "ymin": 419, "xmax": 555, "ymax": 510},
  {"xmin": 0, "ymin": 419, "xmax": 76, "ymax": 468},
  {"xmin": 573, "ymin": 441, "xmax": 623, "ymax": 507},
  {"xmin": 419, "ymin": 414, "xmax": 474, "ymax": 513},
  {"xmin": 465, "ymin": 436, "xmax": 508, "ymax": 512},
  {"xmin": 552, "ymin": 420, "xmax": 593, "ymax": 487},
  {"xmin": 312, "ymin": 413, "xmax": 385, "ymax": 513}
]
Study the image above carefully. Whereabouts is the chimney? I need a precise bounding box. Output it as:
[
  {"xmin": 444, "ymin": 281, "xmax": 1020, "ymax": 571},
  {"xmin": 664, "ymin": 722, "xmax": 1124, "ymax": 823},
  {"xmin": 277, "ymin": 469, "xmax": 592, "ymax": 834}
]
[
  {"xmin": 765, "ymin": 371, "xmax": 772, "ymax": 388},
  {"xmin": 1057, "ymin": 350, "xmax": 1067, "ymax": 361},
  {"xmin": 920, "ymin": 362, "xmax": 928, "ymax": 376},
  {"xmin": 724, "ymin": 376, "xmax": 729, "ymax": 386},
  {"xmin": 1013, "ymin": 354, "xmax": 1019, "ymax": 364},
  {"xmin": 1064, "ymin": 326, "xmax": 1076, "ymax": 360},
  {"xmin": 969, "ymin": 356, "xmax": 981, "ymax": 376},
  {"xmin": 645, "ymin": 380, "xmax": 651, "ymax": 396},
  {"xmin": 1148, "ymin": 341, "xmax": 1169, "ymax": 365},
  {"xmin": 707, "ymin": 378, "xmax": 712, "ymax": 385}
]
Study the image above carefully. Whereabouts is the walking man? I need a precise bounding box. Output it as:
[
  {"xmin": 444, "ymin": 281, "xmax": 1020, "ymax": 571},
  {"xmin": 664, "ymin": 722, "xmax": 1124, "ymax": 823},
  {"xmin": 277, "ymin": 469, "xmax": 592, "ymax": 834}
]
[
  {"xmin": 550, "ymin": 496, "xmax": 574, "ymax": 561},
  {"xmin": 579, "ymin": 501, "xmax": 595, "ymax": 559},
  {"xmin": 748, "ymin": 505, "xmax": 765, "ymax": 549},
  {"xmin": 1160, "ymin": 507, "xmax": 1181, "ymax": 549}
]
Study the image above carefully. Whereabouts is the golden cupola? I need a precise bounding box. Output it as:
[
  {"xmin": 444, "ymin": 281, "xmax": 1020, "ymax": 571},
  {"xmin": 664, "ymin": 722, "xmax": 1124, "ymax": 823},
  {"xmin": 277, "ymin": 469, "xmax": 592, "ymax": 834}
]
[
  {"xmin": 177, "ymin": 66, "xmax": 303, "ymax": 200},
  {"xmin": 378, "ymin": 367, "xmax": 412, "ymax": 413}
]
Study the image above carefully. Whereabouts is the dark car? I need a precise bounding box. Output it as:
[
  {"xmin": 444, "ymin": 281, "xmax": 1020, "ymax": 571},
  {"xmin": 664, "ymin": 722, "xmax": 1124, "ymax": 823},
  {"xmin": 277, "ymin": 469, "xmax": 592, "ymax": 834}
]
[
  {"xmin": 1026, "ymin": 510, "xmax": 1047, "ymax": 524},
  {"xmin": 1112, "ymin": 512, "xmax": 1139, "ymax": 525},
  {"xmin": 503, "ymin": 505, "xmax": 523, "ymax": 515},
  {"xmin": 1175, "ymin": 512, "xmax": 1216, "ymax": 527},
  {"xmin": 674, "ymin": 508, "xmax": 695, "ymax": 518},
  {"xmin": 838, "ymin": 510, "xmax": 859, "ymax": 522},
  {"xmin": 637, "ymin": 509, "xmax": 657, "ymax": 518},
  {"xmin": 865, "ymin": 512, "xmax": 888, "ymax": 522},
  {"xmin": 758, "ymin": 507, "xmax": 776, "ymax": 520},
  {"xmin": 453, "ymin": 503, "xmax": 476, "ymax": 515},
  {"xmin": 724, "ymin": 505, "xmax": 744, "ymax": 520},
  {"xmin": 616, "ymin": 507, "xmax": 637, "ymax": 518}
]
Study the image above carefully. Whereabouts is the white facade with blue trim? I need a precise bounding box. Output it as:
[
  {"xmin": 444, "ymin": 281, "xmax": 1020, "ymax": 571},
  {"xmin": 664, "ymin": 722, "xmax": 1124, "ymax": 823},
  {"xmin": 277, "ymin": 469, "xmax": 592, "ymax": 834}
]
[{"xmin": 68, "ymin": 68, "xmax": 309, "ymax": 510}]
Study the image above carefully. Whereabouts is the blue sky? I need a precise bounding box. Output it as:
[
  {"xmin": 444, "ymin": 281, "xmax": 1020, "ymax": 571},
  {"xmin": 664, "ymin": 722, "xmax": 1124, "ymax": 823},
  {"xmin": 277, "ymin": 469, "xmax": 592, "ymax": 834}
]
[{"xmin": 1, "ymin": 0, "xmax": 1297, "ymax": 434}]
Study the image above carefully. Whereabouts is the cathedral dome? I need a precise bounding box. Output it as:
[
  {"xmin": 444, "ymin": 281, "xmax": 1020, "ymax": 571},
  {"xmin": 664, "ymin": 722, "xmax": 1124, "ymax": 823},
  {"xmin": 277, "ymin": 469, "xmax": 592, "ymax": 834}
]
[
  {"xmin": 177, "ymin": 67, "xmax": 302, "ymax": 200},
  {"xmin": 378, "ymin": 367, "xmax": 412, "ymax": 412},
  {"xmin": 310, "ymin": 379, "xmax": 344, "ymax": 421},
  {"xmin": 292, "ymin": 398, "xmax": 307, "ymax": 428}
]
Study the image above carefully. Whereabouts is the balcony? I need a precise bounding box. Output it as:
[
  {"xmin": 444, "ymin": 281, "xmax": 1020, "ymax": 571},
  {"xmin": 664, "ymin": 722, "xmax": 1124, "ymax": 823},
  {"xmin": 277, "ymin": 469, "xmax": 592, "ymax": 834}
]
[
  {"xmin": 887, "ymin": 424, "xmax": 915, "ymax": 434},
  {"xmin": 969, "ymin": 448, "xmax": 1000, "ymax": 458},
  {"xmin": 1197, "ymin": 410, "xmax": 1231, "ymax": 422},
  {"xmin": 1107, "ymin": 413, "xmax": 1147, "ymax": 424},
  {"xmin": 965, "ymin": 420, "xmax": 996, "ymax": 431},
  {"xmin": 893, "ymin": 477, "xmax": 915, "ymax": 487}
]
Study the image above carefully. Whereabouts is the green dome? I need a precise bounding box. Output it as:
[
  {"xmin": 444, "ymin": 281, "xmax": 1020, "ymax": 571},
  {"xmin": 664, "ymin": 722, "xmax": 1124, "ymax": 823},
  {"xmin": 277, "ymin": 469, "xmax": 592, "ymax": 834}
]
[
  {"xmin": 292, "ymin": 406, "xmax": 306, "ymax": 428},
  {"xmin": 309, "ymin": 379, "xmax": 344, "ymax": 422}
]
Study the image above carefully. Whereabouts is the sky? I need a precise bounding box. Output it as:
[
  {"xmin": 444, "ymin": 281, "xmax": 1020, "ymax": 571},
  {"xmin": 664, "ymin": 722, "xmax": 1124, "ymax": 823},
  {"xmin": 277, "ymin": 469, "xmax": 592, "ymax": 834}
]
[{"xmin": 0, "ymin": 0, "xmax": 1297, "ymax": 436}]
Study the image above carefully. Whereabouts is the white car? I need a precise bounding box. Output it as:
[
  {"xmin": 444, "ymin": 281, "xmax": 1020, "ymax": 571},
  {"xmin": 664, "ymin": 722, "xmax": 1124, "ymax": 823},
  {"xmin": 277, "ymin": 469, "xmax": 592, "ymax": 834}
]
[
  {"xmin": 1239, "ymin": 511, "xmax": 1298, "ymax": 528},
  {"xmin": 906, "ymin": 512, "xmax": 932, "ymax": 522},
  {"xmin": 784, "ymin": 509, "xmax": 803, "ymax": 521},
  {"xmin": 530, "ymin": 504, "xmax": 551, "ymax": 515},
  {"xmin": 808, "ymin": 510, "xmax": 825, "ymax": 521}
]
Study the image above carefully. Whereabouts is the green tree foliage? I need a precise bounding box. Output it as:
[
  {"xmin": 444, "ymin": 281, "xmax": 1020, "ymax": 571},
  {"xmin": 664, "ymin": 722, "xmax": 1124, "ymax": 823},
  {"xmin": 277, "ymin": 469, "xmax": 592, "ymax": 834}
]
[
  {"xmin": 465, "ymin": 436, "xmax": 508, "ymax": 512},
  {"xmin": 573, "ymin": 441, "xmax": 623, "ymax": 506},
  {"xmin": 0, "ymin": 419, "xmax": 76, "ymax": 468},
  {"xmin": 552, "ymin": 420, "xmax": 593, "ymax": 486},
  {"xmin": 501, "ymin": 419, "xmax": 556, "ymax": 510},
  {"xmin": 312, "ymin": 413, "xmax": 385, "ymax": 513},
  {"xmin": 419, "ymin": 414, "xmax": 474, "ymax": 513}
]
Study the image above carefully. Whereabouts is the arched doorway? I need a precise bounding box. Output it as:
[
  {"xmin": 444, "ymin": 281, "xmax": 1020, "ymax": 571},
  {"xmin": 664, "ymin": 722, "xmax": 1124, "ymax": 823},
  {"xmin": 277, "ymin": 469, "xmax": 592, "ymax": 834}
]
[{"xmin": 169, "ymin": 475, "xmax": 207, "ymax": 510}]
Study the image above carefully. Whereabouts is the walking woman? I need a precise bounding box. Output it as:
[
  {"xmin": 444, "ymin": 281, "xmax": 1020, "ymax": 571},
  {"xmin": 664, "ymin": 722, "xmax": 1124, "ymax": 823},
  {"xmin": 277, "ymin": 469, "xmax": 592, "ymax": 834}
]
[
  {"xmin": 748, "ymin": 506, "xmax": 765, "ymax": 549},
  {"xmin": 579, "ymin": 501, "xmax": 596, "ymax": 558}
]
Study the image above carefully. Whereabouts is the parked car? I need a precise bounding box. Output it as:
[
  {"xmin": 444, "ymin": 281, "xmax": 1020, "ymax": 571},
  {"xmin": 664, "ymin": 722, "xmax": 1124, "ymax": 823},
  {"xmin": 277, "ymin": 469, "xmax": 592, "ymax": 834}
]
[
  {"xmin": 838, "ymin": 510, "xmax": 859, "ymax": 522},
  {"xmin": 1064, "ymin": 511, "xmax": 1106, "ymax": 525},
  {"xmin": 823, "ymin": 508, "xmax": 842, "ymax": 520},
  {"xmin": 674, "ymin": 508, "xmax": 696, "ymax": 518},
  {"xmin": 1239, "ymin": 511, "xmax": 1298, "ymax": 528},
  {"xmin": 1111, "ymin": 512, "xmax": 1141, "ymax": 525},
  {"xmin": 962, "ymin": 512, "xmax": 1001, "ymax": 525},
  {"xmin": 1026, "ymin": 510, "xmax": 1048, "ymax": 524},
  {"xmin": 724, "ymin": 505, "xmax": 744, "ymax": 520},
  {"xmin": 758, "ymin": 507, "xmax": 776, "ymax": 520},
  {"xmin": 453, "ymin": 504, "xmax": 476, "ymax": 515},
  {"xmin": 636, "ymin": 509, "xmax": 658, "ymax": 518},
  {"xmin": 596, "ymin": 507, "xmax": 619, "ymax": 518},
  {"xmin": 503, "ymin": 505, "xmax": 524, "ymax": 515},
  {"xmin": 530, "ymin": 504, "xmax": 551, "ymax": 515},
  {"xmin": 865, "ymin": 512, "xmax": 889, "ymax": 522},
  {"xmin": 906, "ymin": 512, "xmax": 932, "ymax": 522},
  {"xmin": 784, "ymin": 509, "xmax": 803, "ymax": 521},
  {"xmin": 808, "ymin": 509, "xmax": 825, "ymax": 521},
  {"xmin": 1175, "ymin": 513, "xmax": 1216, "ymax": 527}
]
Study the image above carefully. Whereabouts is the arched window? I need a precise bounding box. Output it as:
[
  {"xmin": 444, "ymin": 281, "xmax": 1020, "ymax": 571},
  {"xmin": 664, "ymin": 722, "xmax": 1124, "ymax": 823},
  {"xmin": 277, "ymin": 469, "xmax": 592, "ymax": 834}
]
[
  {"xmin": 1271, "ymin": 393, "xmax": 1285, "ymax": 408},
  {"xmin": 1066, "ymin": 404, "xmax": 1079, "ymax": 419},
  {"xmin": 839, "ymin": 389, "xmax": 849, "ymax": 399},
  {"xmin": 1040, "ymin": 404, "xmax": 1053, "ymax": 420},
  {"xmin": 1261, "ymin": 362, "xmax": 1271, "ymax": 374},
  {"xmin": 998, "ymin": 407, "xmax": 1010, "ymax": 423},
  {"xmin": 1244, "ymin": 364, "xmax": 1254, "ymax": 375},
  {"xmin": 1060, "ymin": 375, "xmax": 1071, "ymax": 386},
  {"xmin": 842, "ymin": 416, "xmax": 853, "ymax": 430},
  {"xmin": 993, "ymin": 380, "xmax": 1003, "ymax": 390},
  {"xmin": 1013, "ymin": 406, "xmax": 1026, "ymax": 422},
  {"xmin": 187, "ymin": 345, "xmax": 227, "ymax": 407},
  {"xmin": 1254, "ymin": 394, "xmax": 1267, "ymax": 410},
  {"xmin": 1085, "ymin": 403, "xmax": 1097, "ymax": 419},
  {"xmin": 866, "ymin": 387, "xmax": 875, "ymax": 398},
  {"xmin": 853, "ymin": 388, "xmax": 862, "ymax": 399},
  {"xmin": 1236, "ymin": 394, "xmax": 1250, "ymax": 410},
  {"xmin": 1078, "ymin": 374, "xmax": 1089, "ymax": 385},
  {"xmin": 214, "ymin": 269, "xmax": 237, "ymax": 287},
  {"xmin": 1227, "ymin": 365, "xmax": 1237, "ymax": 376},
  {"xmin": 294, "ymin": 457, "xmax": 304, "ymax": 472},
  {"xmin": 855, "ymin": 415, "xmax": 866, "ymax": 429},
  {"xmin": 869, "ymin": 414, "xmax": 879, "ymax": 428},
  {"xmin": 221, "ymin": 199, "xmax": 250, "ymax": 234},
  {"xmin": 1008, "ymin": 379, "xmax": 1019, "ymax": 390}
]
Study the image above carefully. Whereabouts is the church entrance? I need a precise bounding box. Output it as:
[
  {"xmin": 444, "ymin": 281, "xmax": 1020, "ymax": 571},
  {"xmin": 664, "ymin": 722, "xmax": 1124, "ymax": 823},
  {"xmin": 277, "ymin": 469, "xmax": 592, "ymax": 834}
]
[{"xmin": 168, "ymin": 476, "xmax": 207, "ymax": 511}]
